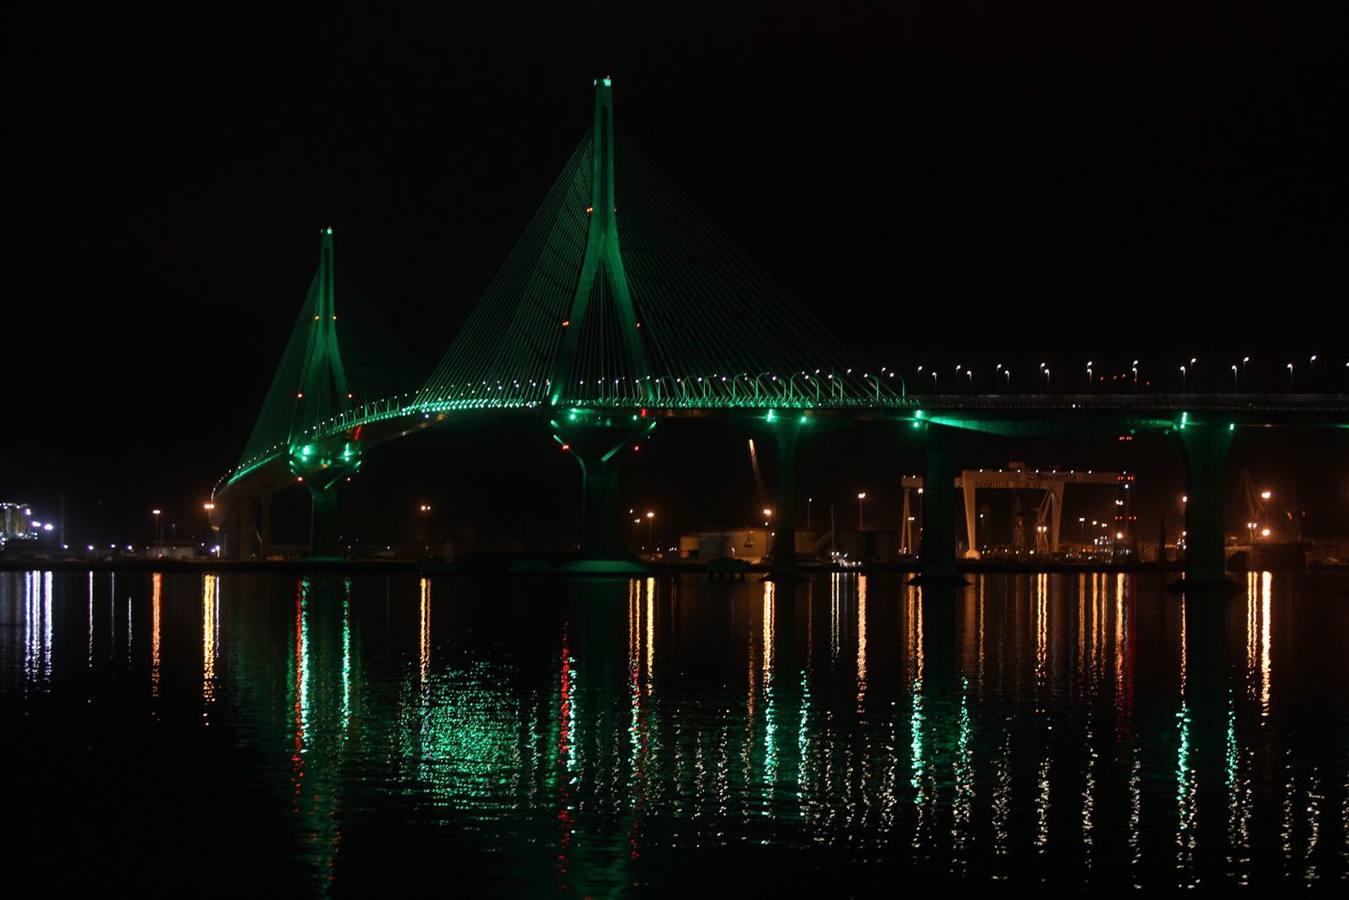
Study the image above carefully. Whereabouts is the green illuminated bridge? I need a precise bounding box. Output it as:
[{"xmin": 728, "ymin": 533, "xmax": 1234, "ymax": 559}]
[{"xmin": 211, "ymin": 79, "xmax": 1349, "ymax": 585}]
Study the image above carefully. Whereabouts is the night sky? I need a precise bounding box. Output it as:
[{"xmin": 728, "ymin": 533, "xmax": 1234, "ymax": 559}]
[{"xmin": 4, "ymin": 4, "xmax": 1345, "ymax": 548}]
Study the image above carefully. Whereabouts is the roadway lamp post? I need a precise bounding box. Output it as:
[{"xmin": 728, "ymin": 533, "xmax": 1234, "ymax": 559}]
[
  {"xmin": 419, "ymin": 504, "xmax": 431, "ymax": 554},
  {"xmin": 203, "ymin": 502, "xmax": 216, "ymax": 555},
  {"xmin": 1231, "ymin": 365, "xmax": 1239, "ymax": 391},
  {"xmin": 151, "ymin": 509, "xmax": 162, "ymax": 548},
  {"xmin": 646, "ymin": 510, "xmax": 655, "ymax": 549},
  {"xmin": 857, "ymin": 492, "xmax": 867, "ymax": 530}
]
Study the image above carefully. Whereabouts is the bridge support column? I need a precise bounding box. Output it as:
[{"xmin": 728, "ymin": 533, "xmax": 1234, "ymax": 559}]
[
  {"xmin": 260, "ymin": 495, "xmax": 274, "ymax": 559},
  {"xmin": 307, "ymin": 483, "xmax": 342, "ymax": 559},
  {"xmin": 915, "ymin": 422, "xmax": 968, "ymax": 585},
  {"xmin": 766, "ymin": 418, "xmax": 803, "ymax": 580},
  {"xmin": 579, "ymin": 451, "xmax": 623, "ymax": 559},
  {"xmin": 1176, "ymin": 421, "xmax": 1236, "ymax": 590},
  {"xmin": 553, "ymin": 411, "xmax": 657, "ymax": 565}
]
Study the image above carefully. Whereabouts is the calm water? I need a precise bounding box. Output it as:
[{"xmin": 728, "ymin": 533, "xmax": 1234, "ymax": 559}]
[{"xmin": 3, "ymin": 570, "xmax": 1349, "ymax": 894}]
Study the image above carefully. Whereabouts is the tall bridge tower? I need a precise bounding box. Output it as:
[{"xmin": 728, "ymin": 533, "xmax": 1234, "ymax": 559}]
[{"xmin": 286, "ymin": 228, "xmax": 362, "ymax": 556}]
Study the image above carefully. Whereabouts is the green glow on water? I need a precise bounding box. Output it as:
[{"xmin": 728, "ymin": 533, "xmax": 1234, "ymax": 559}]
[
  {"xmin": 298, "ymin": 578, "xmax": 310, "ymax": 731},
  {"xmin": 341, "ymin": 578, "xmax": 352, "ymax": 738},
  {"xmin": 910, "ymin": 678, "xmax": 925, "ymax": 800}
]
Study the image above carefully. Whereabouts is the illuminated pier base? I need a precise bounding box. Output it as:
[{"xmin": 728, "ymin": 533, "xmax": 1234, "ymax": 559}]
[
  {"xmin": 1176, "ymin": 421, "xmax": 1236, "ymax": 590},
  {"xmin": 914, "ymin": 423, "xmax": 967, "ymax": 585}
]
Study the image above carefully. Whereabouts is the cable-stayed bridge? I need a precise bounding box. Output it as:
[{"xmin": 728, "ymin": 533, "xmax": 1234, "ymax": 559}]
[{"xmin": 211, "ymin": 79, "xmax": 1349, "ymax": 585}]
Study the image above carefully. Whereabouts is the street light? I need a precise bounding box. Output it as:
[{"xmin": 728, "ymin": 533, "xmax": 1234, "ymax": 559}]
[
  {"xmin": 857, "ymin": 492, "xmax": 867, "ymax": 530},
  {"xmin": 646, "ymin": 510, "xmax": 655, "ymax": 547},
  {"xmin": 419, "ymin": 504, "xmax": 431, "ymax": 553},
  {"xmin": 203, "ymin": 502, "xmax": 216, "ymax": 551},
  {"xmin": 151, "ymin": 508, "xmax": 162, "ymax": 546}
]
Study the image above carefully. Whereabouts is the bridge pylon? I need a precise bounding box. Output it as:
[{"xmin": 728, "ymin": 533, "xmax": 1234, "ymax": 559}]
[
  {"xmin": 549, "ymin": 77, "xmax": 651, "ymax": 405},
  {"xmin": 286, "ymin": 229, "xmax": 362, "ymax": 557}
]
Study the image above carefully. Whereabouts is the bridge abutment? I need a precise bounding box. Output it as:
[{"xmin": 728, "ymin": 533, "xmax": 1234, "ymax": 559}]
[
  {"xmin": 1177, "ymin": 420, "xmax": 1236, "ymax": 589},
  {"xmin": 220, "ymin": 492, "xmax": 273, "ymax": 559}
]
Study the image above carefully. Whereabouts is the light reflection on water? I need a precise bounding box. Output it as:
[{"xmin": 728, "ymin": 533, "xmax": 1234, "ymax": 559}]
[{"xmin": 2, "ymin": 569, "xmax": 1349, "ymax": 893}]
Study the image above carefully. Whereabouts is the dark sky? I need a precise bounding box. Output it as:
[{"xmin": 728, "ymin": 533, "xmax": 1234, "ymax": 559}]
[{"xmin": 4, "ymin": 3, "xmax": 1345, "ymax": 547}]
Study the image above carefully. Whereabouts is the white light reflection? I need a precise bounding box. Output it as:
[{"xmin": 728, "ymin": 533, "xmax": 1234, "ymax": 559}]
[
  {"xmin": 419, "ymin": 577, "xmax": 431, "ymax": 687},
  {"xmin": 762, "ymin": 579, "xmax": 777, "ymax": 813},
  {"xmin": 907, "ymin": 583, "xmax": 927, "ymax": 851},
  {"xmin": 1176, "ymin": 596, "xmax": 1196, "ymax": 888},
  {"xmin": 43, "ymin": 572, "xmax": 53, "ymax": 682},
  {"xmin": 1260, "ymin": 571, "xmax": 1272, "ymax": 718},
  {"xmin": 202, "ymin": 574, "xmax": 219, "ymax": 711},
  {"xmin": 855, "ymin": 574, "xmax": 867, "ymax": 708},
  {"xmin": 951, "ymin": 676, "xmax": 973, "ymax": 876},
  {"xmin": 87, "ymin": 572, "xmax": 94, "ymax": 668}
]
